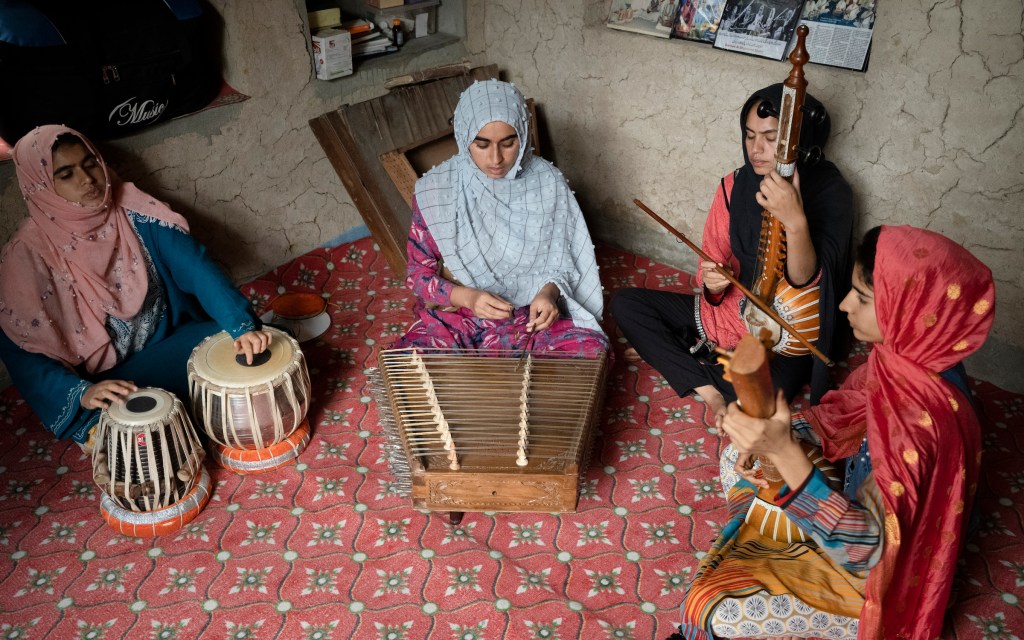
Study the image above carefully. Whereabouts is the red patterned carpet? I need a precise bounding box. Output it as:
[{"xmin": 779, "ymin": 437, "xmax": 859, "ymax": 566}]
[{"xmin": 0, "ymin": 237, "xmax": 1021, "ymax": 640}]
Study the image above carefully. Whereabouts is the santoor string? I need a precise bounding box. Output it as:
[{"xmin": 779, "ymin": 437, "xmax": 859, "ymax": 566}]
[{"xmin": 378, "ymin": 348, "xmax": 603, "ymax": 466}]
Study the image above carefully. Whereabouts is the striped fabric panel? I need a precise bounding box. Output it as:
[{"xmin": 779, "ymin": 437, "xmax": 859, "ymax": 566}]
[{"xmin": 783, "ymin": 468, "xmax": 884, "ymax": 573}]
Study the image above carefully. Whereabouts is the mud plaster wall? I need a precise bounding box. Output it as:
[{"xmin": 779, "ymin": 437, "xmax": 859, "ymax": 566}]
[
  {"xmin": 1, "ymin": 0, "xmax": 1022, "ymax": 394},
  {"xmin": 463, "ymin": 0, "xmax": 1024, "ymax": 393}
]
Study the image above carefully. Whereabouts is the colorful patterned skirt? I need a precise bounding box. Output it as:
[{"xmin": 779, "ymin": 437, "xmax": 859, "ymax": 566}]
[
  {"xmin": 678, "ymin": 446, "xmax": 865, "ymax": 639},
  {"xmin": 396, "ymin": 304, "xmax": 609, "ymax": 357}
]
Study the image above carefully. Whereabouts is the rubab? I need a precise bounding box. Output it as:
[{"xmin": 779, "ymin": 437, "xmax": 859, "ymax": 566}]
[
  {"xmin": 718, "ymin": 330, "xmax": 840, "ymax": 543},
  {"xmin": 741, "ymin": 24, "xmax": 827, "ymax": 357},
  {"xmin": 631, "ymin": 25, "xmax": 833, "ymax": 366}
]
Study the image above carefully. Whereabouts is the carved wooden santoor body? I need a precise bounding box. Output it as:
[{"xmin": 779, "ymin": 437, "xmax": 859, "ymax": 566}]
[{"xmin": 372, "ymin": 348, "xmax": 608, "ymax": 514}]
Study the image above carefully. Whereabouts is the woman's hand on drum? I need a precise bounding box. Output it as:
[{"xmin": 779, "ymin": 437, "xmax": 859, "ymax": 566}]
[
  {"xmin": 81, "ymin": 380, "xmax": 137, "ymax": 410},
  {"xmin": 700, "ymin": 260, "xmax": 732, "ymax": 295},
  {"xmin": 452, "ymin": 286, "xmax": 514, "ymax": 320},
  {"xmin": 528, "ymin": 283, "xmax": 560, "ymax": 333},
  {"xmin": 234, "ymin": 330, "xmax": 273, "ymax": 365}
]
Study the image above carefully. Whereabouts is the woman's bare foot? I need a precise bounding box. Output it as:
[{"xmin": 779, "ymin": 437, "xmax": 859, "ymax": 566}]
[
  {"xmin": 695, "ymin": 385, "xmax": 726, "ymax": 426},
  {"xmin": 623, "ymin": 346, "xmax": 644, "ymax": 363}
]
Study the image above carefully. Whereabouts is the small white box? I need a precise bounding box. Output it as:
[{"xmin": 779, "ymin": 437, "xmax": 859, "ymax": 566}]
[
  {"xmin": 414, "ymin": 12, "xmax": 429, "ymax": 38},
  {"xmin": 311, "ymin": 28, "xmax": 353, "ymax": 81}
]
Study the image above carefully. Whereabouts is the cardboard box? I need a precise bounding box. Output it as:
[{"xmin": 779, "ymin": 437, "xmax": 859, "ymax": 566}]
[
  {"xmin": 367, "ymin": 0, "xmax": 404, "ymax": 8},
  {"xmin": 308, "ymin": 7, "xmax": 341, "ymax": 30},
  {"xmin": 311, "ymin": 29, "xmax": 353, "ymax": 81}
]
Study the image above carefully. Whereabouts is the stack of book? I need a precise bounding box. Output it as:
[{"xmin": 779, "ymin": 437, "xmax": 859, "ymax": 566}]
[{"xmin": 348, "ymin": 20, "xmax": 397, "ymax": 58}]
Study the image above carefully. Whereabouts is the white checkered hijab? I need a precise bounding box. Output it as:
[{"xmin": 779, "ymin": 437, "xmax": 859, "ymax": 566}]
[{"xmin": 414, "ymin": 79, "xmax": 604, "ymax": 333}]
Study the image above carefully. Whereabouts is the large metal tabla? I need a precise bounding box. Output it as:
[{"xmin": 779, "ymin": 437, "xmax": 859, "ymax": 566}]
[
  {"xmin": 187, "ymin": 327, "xmax": 311, "ymax": 474},
  {"xmin": 91, "ymin": 388, "xmax": 210, "ymax": 537}
]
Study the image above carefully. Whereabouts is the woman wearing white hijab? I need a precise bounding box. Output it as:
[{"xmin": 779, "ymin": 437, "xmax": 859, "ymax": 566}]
[{"xmin": 395, "ymin": 80, "xmax": 607, "ymax": 356}]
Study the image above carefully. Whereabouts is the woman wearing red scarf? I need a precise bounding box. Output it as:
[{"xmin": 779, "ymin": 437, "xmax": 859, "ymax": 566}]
[{"xmin": 676, "ymin": 225, "xmax": 995, "ymax": 638}]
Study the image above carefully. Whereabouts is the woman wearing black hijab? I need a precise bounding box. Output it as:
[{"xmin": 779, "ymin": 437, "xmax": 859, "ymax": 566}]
[{"xmin": 611, "ymin": 84, "xmax": 854, "ymax": 419}]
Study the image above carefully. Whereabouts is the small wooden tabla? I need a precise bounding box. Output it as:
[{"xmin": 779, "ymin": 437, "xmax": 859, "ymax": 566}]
[
  {"xmin": 188, "ymin": 327, "xmax": 311, "ymax": 473},
  {"xmin": 92, "ymin": 388, "xmax": 208, "ymax": 536}
]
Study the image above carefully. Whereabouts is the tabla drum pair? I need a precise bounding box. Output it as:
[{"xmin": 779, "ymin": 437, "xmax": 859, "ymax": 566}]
[
  {"xmin": 92, "ymin": 387, "xmax": 211, "ymax": 537},
  {"xmin": 187, "ymin": 326, "xmax": 312, "ymax": 474}
]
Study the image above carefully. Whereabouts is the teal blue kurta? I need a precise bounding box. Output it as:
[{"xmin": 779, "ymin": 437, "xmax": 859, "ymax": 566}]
[{"xmin": 0, "ymin": 212, "xmax": 258, "ymax": 443}]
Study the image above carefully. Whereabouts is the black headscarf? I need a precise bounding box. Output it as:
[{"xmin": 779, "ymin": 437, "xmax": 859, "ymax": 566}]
[{"xmin": 727, "ymin": 83, "xmax": 855, "ymax": 404}]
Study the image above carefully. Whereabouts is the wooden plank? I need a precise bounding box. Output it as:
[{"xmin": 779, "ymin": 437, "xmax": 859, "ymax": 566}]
[
  {"xmin": 309, "ymin": 111, "xmax": 408, "ymax": 275},
  {"xmin": 379, "ymin": 151, "xmax": 418, "ymax": 209},
  {"xmin": 383, "ymin": 62, "xmax": 472, "ymax": 90},
  {"xmin": 401, "ymin": 84, "xmax": 447, "ymax": 141},
  {"xmin": 440, "ymin": 76, "xmax": 471, "ymax": 115},
  {"xmin": 379, "ymin": 91, "xmax": 414, "ymax": 149}
]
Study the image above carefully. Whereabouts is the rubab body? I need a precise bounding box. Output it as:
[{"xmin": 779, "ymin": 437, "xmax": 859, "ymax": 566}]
[
  {"xmin": 720, "ymin": 332, "xmax": 839, "ymax": 543},
  {"xmin": 742, "ymin": 24, "xmax": 824, "ymax": 357}
]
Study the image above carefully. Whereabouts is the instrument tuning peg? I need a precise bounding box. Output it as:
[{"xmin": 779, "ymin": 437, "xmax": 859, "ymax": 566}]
[
  {"xmin": 756, "ymin": 100, "xmax": 779, "ymax": 119},
  {"xmin": 800, "ymin": 103, "xmax": 827, "ymax": 126},
  {"xmin": 796, "ymin": 145, "xmax": 822, "ymax": 166}
]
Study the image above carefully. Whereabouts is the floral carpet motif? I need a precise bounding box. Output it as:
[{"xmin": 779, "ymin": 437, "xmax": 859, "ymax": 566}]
[{"xmin": 0, "ymin": 237, "xmax": 1021, "ymax": 639}]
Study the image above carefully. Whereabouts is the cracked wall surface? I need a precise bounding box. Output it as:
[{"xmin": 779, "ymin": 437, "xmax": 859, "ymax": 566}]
[
  {"xmin": 1, "ymin": 1, "xmax": 467, "ymax": 282},
  {"xmin": 463, "ymin": 0, "xmax": 1024, "ymax": 392}
]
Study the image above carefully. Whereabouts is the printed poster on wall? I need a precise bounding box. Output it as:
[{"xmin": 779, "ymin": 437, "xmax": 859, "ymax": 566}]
[
  {"xmin": 712, "ymin": 0, "xmax": 806, "ymax": 60},
  {"xmin": 607, "ymin": 0, "xmax": 682, "ymax": 39},
  {"xmin": 671, "ymin": 0, "xmax": 729, "ymax": 43}
]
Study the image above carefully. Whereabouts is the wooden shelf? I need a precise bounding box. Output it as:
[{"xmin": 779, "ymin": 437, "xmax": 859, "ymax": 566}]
[{"xmin": 363, "ymin": 0, "xmax": 439, "ymax": 17}]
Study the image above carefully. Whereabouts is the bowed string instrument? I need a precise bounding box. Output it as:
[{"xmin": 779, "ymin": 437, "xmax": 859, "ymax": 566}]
[
  {"xmin": 634, "ymin": 24, "xmax": 832, "ymax": 367},
  {"xmin": 741, "ymin": 24, "xmax": 828, "ymax": 360}
]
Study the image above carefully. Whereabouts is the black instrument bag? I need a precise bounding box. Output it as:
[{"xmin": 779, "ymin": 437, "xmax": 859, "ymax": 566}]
[{"xmin": 0, "ymin": 0, "xmax": 221, "ymax": 143}]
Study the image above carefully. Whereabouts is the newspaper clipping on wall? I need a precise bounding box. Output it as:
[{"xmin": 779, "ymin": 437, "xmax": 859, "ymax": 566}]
[
  {"xmin": 712, "ymin": 0, "xmax": 805, "ymax": 60},
  {"xmin": 787, "ymin": 0, "xmax": 876, "ymax": 71}
]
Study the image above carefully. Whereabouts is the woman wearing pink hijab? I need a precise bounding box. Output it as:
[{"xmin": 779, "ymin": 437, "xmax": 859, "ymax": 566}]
[{"xmin": 0, "ymin": 125, "xmax": 271, "ymax": 451}]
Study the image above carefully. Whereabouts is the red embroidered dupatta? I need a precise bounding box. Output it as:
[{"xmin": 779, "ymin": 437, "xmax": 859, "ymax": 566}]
[{"xmin": 806, "ymin": 225, "xmax": 995, "ymax": 638}]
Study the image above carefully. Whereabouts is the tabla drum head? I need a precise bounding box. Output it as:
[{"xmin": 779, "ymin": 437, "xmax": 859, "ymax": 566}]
[
  {"xmin": 190, "ymin": 327, "xmax": 298, "ymax": 388},
  {"xmin": 105, "ymin": 388, "xmax": 175, "ymax": 426}
]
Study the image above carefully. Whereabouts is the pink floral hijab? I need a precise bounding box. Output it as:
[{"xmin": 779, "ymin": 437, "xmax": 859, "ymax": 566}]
[{"xmin": 0, "ymin": 125, "xmax": 188, "ymax": 373}]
